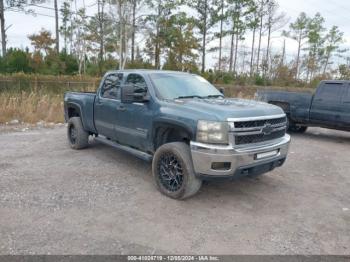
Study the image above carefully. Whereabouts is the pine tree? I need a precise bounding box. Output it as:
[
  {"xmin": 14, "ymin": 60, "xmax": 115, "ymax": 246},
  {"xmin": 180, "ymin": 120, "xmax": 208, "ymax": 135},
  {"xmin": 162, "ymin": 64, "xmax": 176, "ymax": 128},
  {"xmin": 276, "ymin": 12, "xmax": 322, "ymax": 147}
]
[
  {"xmin": 283, "ymin": 12, "xmax": 309, "ymax": 79},
  {"xmin": 322, "ymin": 26, "xmax": 345, "ymax": 75},
  {"xmin": 187, "ymin": 0, "xmax": 216, "ymax": 73}
]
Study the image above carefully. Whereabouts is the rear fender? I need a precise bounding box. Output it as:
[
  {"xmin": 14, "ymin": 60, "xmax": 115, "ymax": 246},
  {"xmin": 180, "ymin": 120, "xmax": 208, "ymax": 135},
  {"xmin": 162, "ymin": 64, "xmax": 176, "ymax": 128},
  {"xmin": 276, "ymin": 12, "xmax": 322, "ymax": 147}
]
[{"xmin": 65, "ymin": 102, "xmax": 82, "ymax": 118}]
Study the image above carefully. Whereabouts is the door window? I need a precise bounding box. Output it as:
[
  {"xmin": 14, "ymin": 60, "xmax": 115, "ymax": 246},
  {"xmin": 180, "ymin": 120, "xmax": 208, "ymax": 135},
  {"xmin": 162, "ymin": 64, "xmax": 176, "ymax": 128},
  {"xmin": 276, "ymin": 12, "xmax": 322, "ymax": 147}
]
[
  {"xmin": 317, "ymin": 83, "xmax": 343, "ymax": 102},
  {"xmin": 125, "ymin": 74, "xmax": 147, "ymax": 90},
  {"xmin": 101, "ymin": 73, "xmax": 123, "ymax": 99}
]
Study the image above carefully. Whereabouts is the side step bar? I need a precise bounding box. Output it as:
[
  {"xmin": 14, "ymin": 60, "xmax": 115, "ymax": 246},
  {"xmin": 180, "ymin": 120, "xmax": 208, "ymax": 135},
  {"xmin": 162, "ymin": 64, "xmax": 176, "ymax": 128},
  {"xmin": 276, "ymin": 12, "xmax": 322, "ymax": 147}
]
[{"xmin": 94, "ymin": 136, "xmax": 153, "ymax": 162}]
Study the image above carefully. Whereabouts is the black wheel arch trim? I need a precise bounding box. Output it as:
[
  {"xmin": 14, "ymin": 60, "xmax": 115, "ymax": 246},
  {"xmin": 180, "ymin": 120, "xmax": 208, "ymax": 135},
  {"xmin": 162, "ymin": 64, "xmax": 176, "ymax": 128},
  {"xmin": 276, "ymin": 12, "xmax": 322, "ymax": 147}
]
[
  {"xmin": 151, "ymin": 118, "xmax": 195, "ymax": 150},
  {"xmin": 65, "ymin": 102, "xmax": 85, "ymax": 127}
]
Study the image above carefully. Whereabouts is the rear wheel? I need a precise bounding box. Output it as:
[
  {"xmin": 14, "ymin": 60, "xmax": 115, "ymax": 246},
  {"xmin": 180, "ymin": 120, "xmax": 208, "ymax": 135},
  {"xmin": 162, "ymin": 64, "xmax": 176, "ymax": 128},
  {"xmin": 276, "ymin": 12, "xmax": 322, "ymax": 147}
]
[
  {"xmin": 287, "ymin": 116, "xmax": 308, "ymax": 133},
  {"xmin": 152, "ymin": 142, "xmax": 202, "ymax": 200},
  {"xmin": 290, "ymin": 125, "xmax": 308, "ymax": 133},
  {"xmin": 67, "ymin": 117, "xmax": 89, "ymax": 149},
  {"xmin": 286, "ymin": 115, "xmax": 296, "ymax": 133}
]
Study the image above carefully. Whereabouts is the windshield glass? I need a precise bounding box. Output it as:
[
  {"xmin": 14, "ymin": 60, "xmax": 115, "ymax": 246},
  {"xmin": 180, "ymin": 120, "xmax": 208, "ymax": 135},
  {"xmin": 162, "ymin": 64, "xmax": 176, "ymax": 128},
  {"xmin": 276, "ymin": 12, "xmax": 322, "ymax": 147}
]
[{"xmin": 149, "ymin": 73, "xmax": 222, "ymax": 100}]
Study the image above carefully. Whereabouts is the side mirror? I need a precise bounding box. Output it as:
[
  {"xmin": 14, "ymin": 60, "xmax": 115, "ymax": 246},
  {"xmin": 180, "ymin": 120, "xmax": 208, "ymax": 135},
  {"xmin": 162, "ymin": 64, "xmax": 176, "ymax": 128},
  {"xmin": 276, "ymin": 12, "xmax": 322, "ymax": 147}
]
[
  {"xmin": 219, "ymin": 87, "xmax": 225, "ymax": 95},
  {"xmin": 121, "ymin": 84, "xmax": 149, "ymax": 103}
]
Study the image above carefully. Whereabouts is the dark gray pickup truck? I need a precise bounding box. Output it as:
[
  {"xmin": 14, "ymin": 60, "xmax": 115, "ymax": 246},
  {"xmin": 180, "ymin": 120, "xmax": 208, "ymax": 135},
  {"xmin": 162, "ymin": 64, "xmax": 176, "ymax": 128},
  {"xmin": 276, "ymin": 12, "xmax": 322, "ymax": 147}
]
[
  {"xmin": 257, "ymin": 80, "xmax": 350, "ymax": 133},
  {"xmin": 64, "ymin": 70, "xmax": 290, "ymax": 199}
]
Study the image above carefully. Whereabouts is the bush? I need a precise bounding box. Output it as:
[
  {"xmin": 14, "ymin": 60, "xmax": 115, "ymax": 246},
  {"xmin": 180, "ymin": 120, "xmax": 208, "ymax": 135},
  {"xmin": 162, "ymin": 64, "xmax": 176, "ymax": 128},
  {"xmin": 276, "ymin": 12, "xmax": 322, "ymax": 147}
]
[
  {"xmin": 254, "ymin": 74, "xmax": 270, "ymax": 86},
  {"xmin": 1, "ymin": 48, "xmax": 31, "ymax": 74},
  {"xmin": 59, "ymin": 52, "xmax": 79, "ymax": 74},
  {"xmin": 222, "ymin": 73, "xmax": 234, "ymax": 84}
]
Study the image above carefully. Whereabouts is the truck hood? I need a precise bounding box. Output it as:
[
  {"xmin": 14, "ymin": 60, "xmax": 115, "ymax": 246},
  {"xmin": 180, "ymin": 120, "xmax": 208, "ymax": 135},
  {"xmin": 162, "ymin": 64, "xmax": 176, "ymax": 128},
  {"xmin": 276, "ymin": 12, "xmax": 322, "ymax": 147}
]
[{"xmin": 172, "ymin": 98, "xmax": 284, "ymax": 120}]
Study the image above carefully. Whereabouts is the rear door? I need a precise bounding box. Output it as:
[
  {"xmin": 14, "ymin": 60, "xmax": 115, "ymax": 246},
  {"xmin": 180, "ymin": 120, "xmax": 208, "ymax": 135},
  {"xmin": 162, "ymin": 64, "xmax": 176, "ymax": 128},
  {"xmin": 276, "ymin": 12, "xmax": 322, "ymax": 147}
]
[
  {"xmin": 309, "ymin": 82, "xmax": 344, "ymax": 127},
  {"xmin": 94, "ymin": 73, "xmax": 123, "ymax": 139}
]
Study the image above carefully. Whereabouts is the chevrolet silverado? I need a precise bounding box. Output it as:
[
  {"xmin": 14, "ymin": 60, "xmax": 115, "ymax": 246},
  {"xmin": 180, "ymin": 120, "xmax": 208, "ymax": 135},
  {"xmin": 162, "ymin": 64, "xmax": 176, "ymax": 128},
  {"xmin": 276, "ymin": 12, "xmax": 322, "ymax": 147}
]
[{"xmin": 64, "ymin": 70, "xmax": 290, "ymax": 199}]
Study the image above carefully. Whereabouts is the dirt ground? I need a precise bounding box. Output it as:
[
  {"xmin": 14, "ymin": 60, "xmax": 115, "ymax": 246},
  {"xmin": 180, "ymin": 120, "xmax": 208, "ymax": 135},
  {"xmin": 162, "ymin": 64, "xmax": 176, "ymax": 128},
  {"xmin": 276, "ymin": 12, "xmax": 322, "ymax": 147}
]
[{"xmin": 0, "ymin": 126, "xmax": 349, "ymax": 255}]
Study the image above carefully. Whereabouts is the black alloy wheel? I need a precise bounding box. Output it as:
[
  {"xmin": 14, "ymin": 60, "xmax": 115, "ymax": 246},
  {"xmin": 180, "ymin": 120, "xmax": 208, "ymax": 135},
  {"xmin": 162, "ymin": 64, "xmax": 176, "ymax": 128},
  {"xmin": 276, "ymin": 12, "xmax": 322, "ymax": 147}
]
[{"xmin": 158, "ymin": 153, "xmax": 184, "ymax": 192}]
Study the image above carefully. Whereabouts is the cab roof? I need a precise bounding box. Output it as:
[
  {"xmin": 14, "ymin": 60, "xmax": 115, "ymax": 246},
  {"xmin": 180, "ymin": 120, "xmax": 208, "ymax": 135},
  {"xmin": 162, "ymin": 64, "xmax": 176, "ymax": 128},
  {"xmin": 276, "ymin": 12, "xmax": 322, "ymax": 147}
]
[
  {"xmin": 320, "ymin": 80, "xmax": 350, "ymax": 84},
  {"xmin": 105, "ymin": 69, "xmax": 194, "ymax": 76}
]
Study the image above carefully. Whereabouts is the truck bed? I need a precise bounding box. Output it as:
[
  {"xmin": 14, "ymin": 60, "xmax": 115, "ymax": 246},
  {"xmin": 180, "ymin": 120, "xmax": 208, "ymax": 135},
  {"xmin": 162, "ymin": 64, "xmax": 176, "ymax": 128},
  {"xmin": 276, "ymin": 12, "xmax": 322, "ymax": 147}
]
[
  {"xmin": 256, "ymin": 90, "xmax": 313, "ymax": 122},
  {"xmin": 257, "ymin": 90, "xmax": 312, "ymax": 104}
]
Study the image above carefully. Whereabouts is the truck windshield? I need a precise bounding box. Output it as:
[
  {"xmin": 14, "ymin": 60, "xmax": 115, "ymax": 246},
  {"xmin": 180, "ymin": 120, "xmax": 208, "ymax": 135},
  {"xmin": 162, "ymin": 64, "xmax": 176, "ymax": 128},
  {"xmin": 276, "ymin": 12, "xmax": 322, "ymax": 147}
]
[{"xmin": 149, "ymin": 73, "xmax": 223, "ymax": 100}]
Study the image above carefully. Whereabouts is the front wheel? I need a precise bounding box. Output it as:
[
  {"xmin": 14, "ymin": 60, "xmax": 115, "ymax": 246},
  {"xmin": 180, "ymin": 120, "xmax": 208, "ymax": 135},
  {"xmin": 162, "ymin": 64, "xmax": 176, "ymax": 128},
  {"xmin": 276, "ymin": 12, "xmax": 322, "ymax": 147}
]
[{"xmin": 152, "ymin": 142, "xmax": 202, "ymax": 200}]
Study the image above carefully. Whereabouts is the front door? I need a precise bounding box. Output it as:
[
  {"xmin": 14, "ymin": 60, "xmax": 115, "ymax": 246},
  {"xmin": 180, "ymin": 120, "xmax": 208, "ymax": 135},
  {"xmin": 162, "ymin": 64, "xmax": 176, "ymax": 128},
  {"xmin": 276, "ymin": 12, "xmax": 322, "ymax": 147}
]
[
  {"xmin": 340, "ymin": 84, "xmax": 350, "ymax": 128},
  {"xmin": 114, "ymin": 73, "xmax": 153, "ymax": 151},
  {"xmin": 94, "ymin": 73, "xmax": 123, "ymax": 140},
  {"xmin": 310, "ymin": 82, "xmax": 344, "ymax": 127}
]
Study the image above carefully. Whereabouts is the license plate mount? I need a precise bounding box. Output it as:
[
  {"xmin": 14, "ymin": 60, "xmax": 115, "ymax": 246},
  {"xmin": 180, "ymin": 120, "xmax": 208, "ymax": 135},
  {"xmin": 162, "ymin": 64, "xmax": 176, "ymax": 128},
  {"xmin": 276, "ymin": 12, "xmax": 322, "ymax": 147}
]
[{"xmin": 255, "ymin": 150, "xmax": 279, "ymax": 160}]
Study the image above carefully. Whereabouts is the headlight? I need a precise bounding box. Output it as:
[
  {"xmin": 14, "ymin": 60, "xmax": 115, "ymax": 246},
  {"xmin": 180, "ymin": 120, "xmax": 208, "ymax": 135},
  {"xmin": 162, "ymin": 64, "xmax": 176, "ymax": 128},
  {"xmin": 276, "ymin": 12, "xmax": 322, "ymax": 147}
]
[{"xmin": 196, "ymin": 120, "xmax": 229, "ymax": 144}]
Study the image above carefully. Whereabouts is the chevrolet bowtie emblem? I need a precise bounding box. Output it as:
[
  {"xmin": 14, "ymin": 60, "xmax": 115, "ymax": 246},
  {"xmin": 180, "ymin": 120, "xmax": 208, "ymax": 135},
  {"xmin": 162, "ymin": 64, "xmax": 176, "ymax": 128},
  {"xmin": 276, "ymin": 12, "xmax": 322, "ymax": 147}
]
[{"xmin": 262, "ymin": 123, "xmax": 274, "ymax": 135}]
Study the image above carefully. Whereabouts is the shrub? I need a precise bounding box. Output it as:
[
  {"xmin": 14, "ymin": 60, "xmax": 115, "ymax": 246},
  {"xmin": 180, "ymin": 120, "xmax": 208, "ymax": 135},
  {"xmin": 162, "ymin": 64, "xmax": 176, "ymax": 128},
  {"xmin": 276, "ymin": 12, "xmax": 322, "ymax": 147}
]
[{"xmin": 1, "ymin": 48, "xmax": 31, "ymax": 74}]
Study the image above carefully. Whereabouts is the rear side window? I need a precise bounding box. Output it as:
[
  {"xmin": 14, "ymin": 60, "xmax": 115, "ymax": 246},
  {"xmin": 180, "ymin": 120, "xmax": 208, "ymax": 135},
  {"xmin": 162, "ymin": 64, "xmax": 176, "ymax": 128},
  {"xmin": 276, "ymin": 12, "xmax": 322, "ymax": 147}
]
[
  {"xmin": 101, "ymin": 73, "xmax": 123, "ymax": 99},
  {"xmin": 317, "ymin": 83, "xmax": 343, "ymax": 101}
]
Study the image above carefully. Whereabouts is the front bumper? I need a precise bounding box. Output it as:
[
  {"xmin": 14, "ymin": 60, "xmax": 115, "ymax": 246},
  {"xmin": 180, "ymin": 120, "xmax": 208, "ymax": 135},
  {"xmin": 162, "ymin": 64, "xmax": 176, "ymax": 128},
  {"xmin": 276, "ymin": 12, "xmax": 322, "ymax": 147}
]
[{"xmin": 190, "ymin": 134, "xmax": 290, "ymax": 179}]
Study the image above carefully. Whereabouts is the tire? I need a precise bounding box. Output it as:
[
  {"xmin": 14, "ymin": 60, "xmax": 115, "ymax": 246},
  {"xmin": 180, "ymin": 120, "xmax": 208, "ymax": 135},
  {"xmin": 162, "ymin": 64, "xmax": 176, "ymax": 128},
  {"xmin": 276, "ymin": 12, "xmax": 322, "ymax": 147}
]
[
  {"xmin": 152, "ymin": 142, "xmax": 202, "ymax": 200},
  {"xmin": 286, "ymin": 116, "xmax": 291, "ymax": 131},
  {"xmin": 67, "ymin": 117, "xmax": 89, "ymax": 150},
  {"xmin": 286, "ymin": 116, "xmax": 307, "ymax": 133},
  {"xmin": 292, "ymin": 126, "xmax": 308, "ymax": 133},
  {"xmin": 286, "ymin": 116, "xmax": 296, "ymax": 133}
]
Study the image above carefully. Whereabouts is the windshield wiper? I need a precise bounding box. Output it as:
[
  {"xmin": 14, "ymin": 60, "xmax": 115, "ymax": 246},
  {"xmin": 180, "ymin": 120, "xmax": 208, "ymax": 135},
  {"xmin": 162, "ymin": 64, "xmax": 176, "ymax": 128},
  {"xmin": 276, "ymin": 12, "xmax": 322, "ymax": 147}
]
[
  {"xmin": 175, "ymin": 95, "xmax": 204, "ymax": 99},
  {"xmin": 204, "ymin": 95, "xmax": 224, "ymax": 98}
]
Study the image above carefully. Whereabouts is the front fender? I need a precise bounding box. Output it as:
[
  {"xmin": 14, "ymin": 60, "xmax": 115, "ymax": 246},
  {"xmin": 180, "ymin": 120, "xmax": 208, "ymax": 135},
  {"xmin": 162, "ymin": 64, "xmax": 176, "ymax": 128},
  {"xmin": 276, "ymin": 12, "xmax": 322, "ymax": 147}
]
[{"xmin": 153, "ymin": 117, "xmax": 196, "ymax": 136}]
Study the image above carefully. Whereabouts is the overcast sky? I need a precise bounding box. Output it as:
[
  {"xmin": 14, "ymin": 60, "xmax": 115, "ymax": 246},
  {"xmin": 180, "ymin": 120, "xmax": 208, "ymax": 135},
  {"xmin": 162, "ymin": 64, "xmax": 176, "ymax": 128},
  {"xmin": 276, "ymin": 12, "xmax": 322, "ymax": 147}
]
[
  {"xmin": 5, "ymin": 0, "xmax": 350, "ymax": 68},
  {"xmin": 278, "ymin": 0, "xmax": 350, "ymax": 49}
]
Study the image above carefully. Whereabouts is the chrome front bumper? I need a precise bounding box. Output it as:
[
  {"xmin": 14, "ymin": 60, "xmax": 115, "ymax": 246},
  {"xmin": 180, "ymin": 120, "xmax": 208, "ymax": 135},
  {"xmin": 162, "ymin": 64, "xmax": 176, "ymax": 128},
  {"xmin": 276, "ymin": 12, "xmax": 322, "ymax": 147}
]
[{"xmin": 190, "ymin": 134, "xmax": 291, "ymax": 178}]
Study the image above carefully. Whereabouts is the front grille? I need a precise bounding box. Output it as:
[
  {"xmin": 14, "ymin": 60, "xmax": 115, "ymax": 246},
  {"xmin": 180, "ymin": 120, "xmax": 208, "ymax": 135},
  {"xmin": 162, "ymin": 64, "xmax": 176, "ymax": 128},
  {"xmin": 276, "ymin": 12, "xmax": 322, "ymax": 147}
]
[
  {"xmin": 234, "ymin": 117, "xmax": 286, "ymax": 129},
  {"xmin": 235, "ymin": 129, "xmax": 286, "ymax": 145},
  {"xmin": 232, "ymin": 116, "xmax": 287, "ymax": 146}
]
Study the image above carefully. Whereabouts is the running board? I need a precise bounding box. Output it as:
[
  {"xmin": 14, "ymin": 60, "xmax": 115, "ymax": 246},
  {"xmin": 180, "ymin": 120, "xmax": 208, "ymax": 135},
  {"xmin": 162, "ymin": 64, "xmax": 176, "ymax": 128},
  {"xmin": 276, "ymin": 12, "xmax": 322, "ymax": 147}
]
[{"xmin": 94, "ymin": 136, "xmax": 153, "ymax": 162}]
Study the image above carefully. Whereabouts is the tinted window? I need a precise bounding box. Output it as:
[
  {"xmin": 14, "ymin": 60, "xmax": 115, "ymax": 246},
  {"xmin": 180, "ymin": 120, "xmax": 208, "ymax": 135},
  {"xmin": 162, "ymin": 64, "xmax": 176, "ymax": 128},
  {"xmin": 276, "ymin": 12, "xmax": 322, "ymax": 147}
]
[
  {"xmin": 317, "ymin": 83, "xmax": 343, "ymax": 101},
  {"xmin": 125, "ymin": 74, "xmax": 147, "ymax": 89},
  {"xmin": 101, "ymin": 73, "xmax": 123, "ymax": 99}
]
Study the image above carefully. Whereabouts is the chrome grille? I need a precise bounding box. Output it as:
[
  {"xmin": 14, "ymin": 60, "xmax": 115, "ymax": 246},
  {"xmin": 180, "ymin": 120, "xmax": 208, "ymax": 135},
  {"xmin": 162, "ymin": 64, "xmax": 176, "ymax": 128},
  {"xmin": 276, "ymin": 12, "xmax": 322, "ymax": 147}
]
[
  {"xmin": 234, "ymin": 117, "xmax": 287, "ymax": 129},
  {"xmin": 231, "ymin": 116, "xmax": 287, "ymax": 146}
]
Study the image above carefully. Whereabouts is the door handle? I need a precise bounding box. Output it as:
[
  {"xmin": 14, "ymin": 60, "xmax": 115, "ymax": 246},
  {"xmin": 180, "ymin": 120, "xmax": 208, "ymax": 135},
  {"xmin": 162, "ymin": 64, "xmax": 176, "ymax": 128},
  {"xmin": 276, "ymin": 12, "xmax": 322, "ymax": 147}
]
[{"xmin": 117, "ymin": 105, "xmax": 126, "ymax": 111}]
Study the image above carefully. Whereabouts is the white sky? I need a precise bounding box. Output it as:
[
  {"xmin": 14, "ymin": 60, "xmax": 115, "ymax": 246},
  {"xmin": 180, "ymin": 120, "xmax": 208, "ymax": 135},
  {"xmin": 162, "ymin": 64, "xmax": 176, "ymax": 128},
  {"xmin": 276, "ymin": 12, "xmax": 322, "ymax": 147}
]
[{"xmin": 5, "ymin": 0, "xmax": 350, "ymax": 68}]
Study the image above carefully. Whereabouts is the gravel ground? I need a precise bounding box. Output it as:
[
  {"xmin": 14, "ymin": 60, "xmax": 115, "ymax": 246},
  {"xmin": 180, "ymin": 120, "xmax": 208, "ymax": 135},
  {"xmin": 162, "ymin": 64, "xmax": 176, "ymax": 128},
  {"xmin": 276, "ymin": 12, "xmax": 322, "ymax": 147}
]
[{"xmin": 0, "ymin": 126, "xmax": 349, "ymax": 255}]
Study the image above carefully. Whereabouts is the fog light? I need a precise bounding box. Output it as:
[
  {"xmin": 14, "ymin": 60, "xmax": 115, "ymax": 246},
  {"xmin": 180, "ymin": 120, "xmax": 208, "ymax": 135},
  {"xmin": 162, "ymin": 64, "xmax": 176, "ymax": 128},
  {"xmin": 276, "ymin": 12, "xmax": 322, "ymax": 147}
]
[{"xmin": 211, "ymin": 162, "xmax": 231, "ymax": 170}]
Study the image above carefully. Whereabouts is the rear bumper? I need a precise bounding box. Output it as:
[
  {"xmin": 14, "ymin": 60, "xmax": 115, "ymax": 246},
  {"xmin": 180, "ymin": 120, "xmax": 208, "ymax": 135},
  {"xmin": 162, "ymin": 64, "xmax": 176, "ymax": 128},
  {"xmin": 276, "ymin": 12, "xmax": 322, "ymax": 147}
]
[{"xmin": 190, "ymin": 134, "xmax": 290, "ymax": 179}]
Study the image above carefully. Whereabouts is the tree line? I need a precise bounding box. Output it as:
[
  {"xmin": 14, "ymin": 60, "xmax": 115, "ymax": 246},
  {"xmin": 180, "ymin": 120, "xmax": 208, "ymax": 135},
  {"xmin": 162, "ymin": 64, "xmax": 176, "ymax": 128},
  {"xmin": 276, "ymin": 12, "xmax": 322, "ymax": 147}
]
[{"xmin": 0, "ymin": 0, "xmax": 349, "ymax": 86}]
